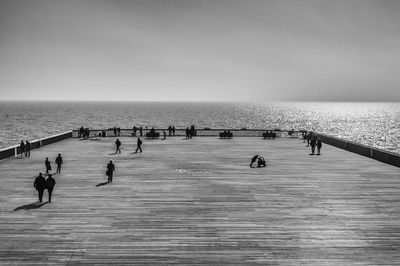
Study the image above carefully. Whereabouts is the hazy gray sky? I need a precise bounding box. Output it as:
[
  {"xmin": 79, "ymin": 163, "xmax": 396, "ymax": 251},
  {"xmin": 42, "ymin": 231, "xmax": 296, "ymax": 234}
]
[{"xmin": 1, "ymin": 0, "xmax": 399, "ymax": 101}]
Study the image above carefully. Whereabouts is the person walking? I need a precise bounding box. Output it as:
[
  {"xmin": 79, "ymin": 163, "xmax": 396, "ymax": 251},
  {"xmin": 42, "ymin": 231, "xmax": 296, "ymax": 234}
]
[
  {"xmin": 106, "ymin": 160, "xmax": 115, "ymax": 183},
  {"xmin": 20, "ymin": 140, "xmax": 25, "ymax": 157},
  {"xmin": 134, "ymin": 137, "xmax": 143, "ymax": 153},
  {"xmin": 45, "ymin": 174, "xmax": 56, "ymax": 203},
  {"xmin": 55, "ymin": 154, "xmax": 63, "ymax": 173},
  {"xmin": 34, "ymin": 173, "xmax": 46, "ymax": 203},
  {"xmin": 316, "ymin": 137, "xmax": 322, "ymax": 155},
  {"xmin": 310, "ymin": 136, "xmax": 317, "ymax": 155},
  {"xmin": 45, "ymin": 157, "xmax": 52, "ymax": 174},
  {"xmin": 115, "ymin": 138, "xmax": 122, "ymax": 154},
  {"xmin": 25, "ymin": 140, "xmax": 30, "ymax": 157}
]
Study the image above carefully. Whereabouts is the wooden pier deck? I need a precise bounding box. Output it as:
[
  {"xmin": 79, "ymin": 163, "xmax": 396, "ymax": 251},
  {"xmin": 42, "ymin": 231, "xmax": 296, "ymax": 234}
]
[{"xmin": 0, "ymin": 136, "xmax": 399, "ymax": 265}]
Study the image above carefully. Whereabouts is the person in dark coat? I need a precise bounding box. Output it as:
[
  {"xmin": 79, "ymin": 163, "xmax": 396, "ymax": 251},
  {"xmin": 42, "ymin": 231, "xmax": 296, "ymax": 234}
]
[
  {"xmin": 45, "ymin": 174, "xmax": 56, "ymax": 203},
  {"xmin": 25, "ymin": 140, "xmax": 31, "ymax": 157},
  {"xmin": 250, "ymin": 155, "xmax": 259, "ymax": 168},
  {"xmin": 134, "ymin": 137, "xmax": 143, "ymax": 153},
  {"xmin": 55, "ymin": 154, "xmax": 63, "ymax": 173},
  {"xmin": 106, "ymin": 160, "xmax": 115, "ymax": 183},
  {"xmin": 34, "ymin": 173, "xmax": 46, "ymax": 203},
  {"xmin": 316, "ymin": 138, "xmax": 322, "ymax": 155},
  {"xmin": 45, "ymin": 157, "xmax": 52, "ymax": 174},
  {"xmin": 139, "ymin": 126, "xmax": 143, "ymax": 137},
  {"xmin": 20, "ymin": 140, "xmax": 25, "ymax": 157},
  {"xmin": 310, "ymin": 136, "xmax": 317, "ymax": 155},
  {"xmin": 115, "ymin": 138, "xmax": 121, "ymax": 153}
]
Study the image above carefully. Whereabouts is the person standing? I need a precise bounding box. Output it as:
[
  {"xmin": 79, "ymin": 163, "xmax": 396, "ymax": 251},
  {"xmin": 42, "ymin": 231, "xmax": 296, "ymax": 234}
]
[
  {"xmin": 25, "ymin": 140, "xmax": 30, "ymax": 157},
  {"xmin": 106, "ymin": 160, "xmax": 115, "ymax": 183},
  {"xmin": 316, "ymin": 137, "xmax": 322, "ymax": 155},
  {"xmin": 163, "ymin": 130, "xmax": 166, "ymax": 140},
  {"xmin": 134, "ymin": 137, "xmax": 143, "ymax": 153},
  {"xmin": 55, "ymin": 154, "xmax": 63, "ymax": 173},
  {"xmin": 45, "ymin": 174, "xmax": 56, "ymax": 203},
  {"xmin": 139, "ymin": 126, "xmax": 143, "ymax": 137},
  {"xmin": 34, "ymin": 173, "xmax": 46, "ymax": 203},
  {"xmin": 115, "ymin": 138, "xmax": 121, "ymax": 153},
  {"xmin": 20, "ymin": 140, "xmax": 25, "ymax": 157},
  {"xmin": 45, "ymin": 157, "xmax": 52, "ymax": 174}
]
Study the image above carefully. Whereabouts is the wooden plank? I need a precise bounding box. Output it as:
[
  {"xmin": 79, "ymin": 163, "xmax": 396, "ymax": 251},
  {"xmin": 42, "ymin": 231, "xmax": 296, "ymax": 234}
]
[{"xmin": 0, "ymin": 137, "xmax": 399, "ymax": 265}]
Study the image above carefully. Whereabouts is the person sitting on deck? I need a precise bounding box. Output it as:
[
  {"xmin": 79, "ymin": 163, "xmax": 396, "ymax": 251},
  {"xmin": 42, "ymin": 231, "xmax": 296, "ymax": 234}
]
[
  {"xmin": 257, "ymin": 156, "xmax": 266, "ymax": 168},
  {"xmin": 250, "ymin": 155, "xmax": 259, "ymax": 168}
]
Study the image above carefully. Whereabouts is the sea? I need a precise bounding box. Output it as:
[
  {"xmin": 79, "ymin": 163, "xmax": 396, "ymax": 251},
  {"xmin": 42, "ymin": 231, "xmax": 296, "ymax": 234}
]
[{"xmin": 0, "ymin": 101, "xmax": 399, "ymax": 154}]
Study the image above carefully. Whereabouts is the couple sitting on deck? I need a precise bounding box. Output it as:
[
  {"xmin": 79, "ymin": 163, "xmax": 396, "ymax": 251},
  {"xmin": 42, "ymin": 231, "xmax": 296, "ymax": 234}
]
[{"xmin": 250, "ymin": 155, "xmax": 266, "ymax": 168}]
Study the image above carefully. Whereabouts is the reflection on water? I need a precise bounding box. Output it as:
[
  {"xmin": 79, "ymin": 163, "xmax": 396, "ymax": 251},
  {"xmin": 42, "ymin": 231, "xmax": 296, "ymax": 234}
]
[{"xmin": 0, "ymin": 101, "xmax": 399, "ymax": 154}]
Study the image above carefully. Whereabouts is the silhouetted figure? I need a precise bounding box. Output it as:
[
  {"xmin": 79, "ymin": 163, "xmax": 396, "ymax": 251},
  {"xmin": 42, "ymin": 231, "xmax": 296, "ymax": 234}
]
[
  {"xmin": 34, "ymin": 173, "xmax": 46, "ymax": 203},
  {"xmin": 302, "ymin": 131, "xmax": 307, "ymax": 143},
  {"xmin": 316, "ymin": 138, "xmax": 322, "ymax": 155},
  {"xmin": 79, "ymin": 126, "xmax": 84, "ymax": 138},
  {"xmin": 306, "ymin": 132, "xmax": 312, "ymax": 147},
  {"xmin": 106, "ymin": 160, "xmax": 115, "ymax": 183},
  {"xmin": 25, "ymin": 140, "xmax": 31, "ymax": 157},
  {"xmin": 117, "ymin": 127, "xmax": 121, "ymax": 136},
  {"xmin": 310, "ymin": 136, "xmax": 317, "ymax": 155},
  {"xmin": 135, "ymin": 137, "xmax": 143, "ymax": 153},
  {"xmin": 45, "ymin": 157, "xmax": 52, "ymax": 174},
  {"xmin": 45, "ymin": 174, "xmax": 56, "ymax": 203},
  {"xmin": 133, "ymin": 126, "xmax": 137, "ymax": 136},
  {"xmin": 257, "ymin": 157, "xmax": 266, "ymax": 167},
  {"xmin": 172, "ymin": 126, "xmax": 175, "ymax": 136},
  {"xmin": 115, "ymin": 138, "xmax": 121, "ymax": 153},
  {"xmin": 20, "ymin": 140, "xmax": 25, "ymax": 157},
  {"xmin": 190, "ymin": 125, "xmax": 196, "ymax": 138},
  {"xmin": 163, "ymin": 130, "xmax": 166, "ymax": 140},
  {"xmin": 139, "ymin": 126, "xmax": 143, "ymax": 137},
  {"xmin": 168, "ymin": 125, "xmax": 172, "ymax": 136},
  {"xmin": 55, "ymin": 154, "xmax": 63, "ymax": 173},
  {"xmin": 185, "ymin": 127, "xmax": 190, "ymax": 139},
  {"xmin": 250, "ymin": 155, "xmax": 259, "ymax": 168}
]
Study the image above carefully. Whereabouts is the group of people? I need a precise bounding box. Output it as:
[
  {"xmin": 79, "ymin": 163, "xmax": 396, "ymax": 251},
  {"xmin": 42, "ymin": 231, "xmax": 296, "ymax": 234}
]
[
  {"xmin": 167, "ymin": 125, "xmax": 176, "ymax": 136},
  {"xmin": 132, "ymin": 126, "xmax": 143, "ymax": 137},
  {"xmin": 114, "ymin": 137, "xmax": 143, "ymax": 154},
  {"xmin": 303, "ymin": 132, "xmax": 322, "ymax": 155},
  {"xmin": 34, "ymin": 173, "xmax": 56, "ymax": 203},
  {"xmin": 33, "ymin": 154, "xmax": 63, "ymax": 203},
  {"xmin": 19, "ymin": 140, "xmax": 31, "ymax": 157},
  {"xmin": 185, "ymin": 125, "xmax": 196, "ymax": 139},
  {"xmin": 113, "ymin": 127, "xmax": 121, "ymax": 136},
  {"xmin": 78, "ymin": 127, "xmax": 91, "ymax": 139}
]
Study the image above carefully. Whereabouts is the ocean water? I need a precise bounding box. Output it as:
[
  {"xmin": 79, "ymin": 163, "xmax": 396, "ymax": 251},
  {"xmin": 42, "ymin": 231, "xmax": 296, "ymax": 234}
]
[{"xmin": 0, "ymin": 101, "xmax": 399, "ymax": 154}]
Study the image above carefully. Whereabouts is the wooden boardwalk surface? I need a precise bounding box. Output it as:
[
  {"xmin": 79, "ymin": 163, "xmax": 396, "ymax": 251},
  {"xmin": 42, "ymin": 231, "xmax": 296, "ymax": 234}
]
[{"xmin": 0, "ymin": 136, "xmax": 399, "ymax": 265}]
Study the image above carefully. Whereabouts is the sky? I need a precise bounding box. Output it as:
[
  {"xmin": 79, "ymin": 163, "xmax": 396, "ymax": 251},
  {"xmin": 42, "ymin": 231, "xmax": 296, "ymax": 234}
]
[{"xmin": 0, "ymin": 0, "xmax": 399, "ymax": 102}]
